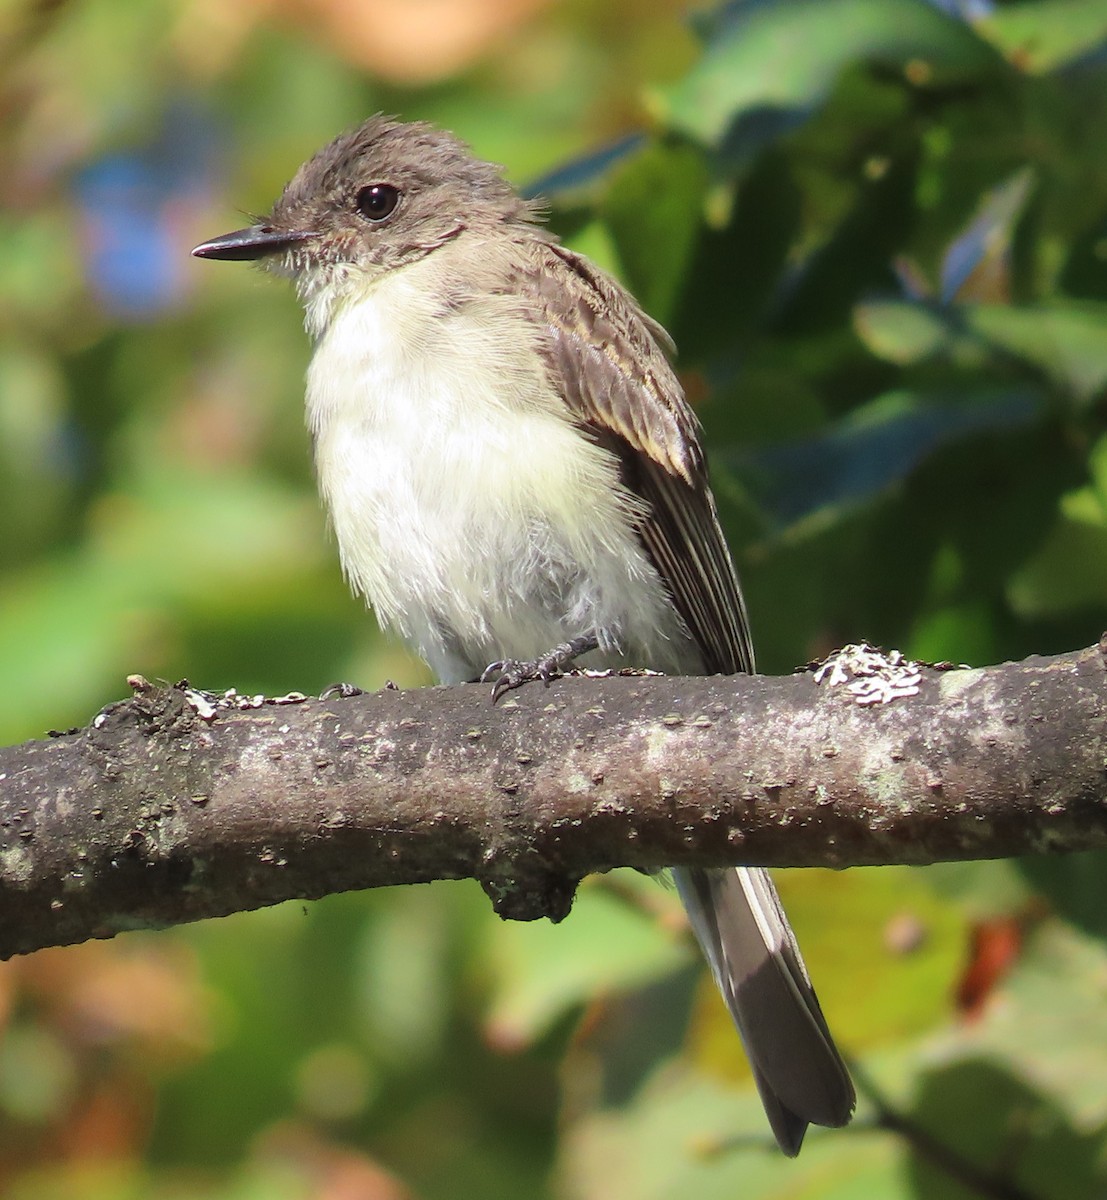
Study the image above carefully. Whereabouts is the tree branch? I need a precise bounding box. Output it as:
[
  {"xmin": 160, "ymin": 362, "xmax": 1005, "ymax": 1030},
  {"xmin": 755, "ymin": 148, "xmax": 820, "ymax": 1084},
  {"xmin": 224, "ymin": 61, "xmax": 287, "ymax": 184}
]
[{"xmin": 2, "ymin": 641, "xmax": 1106, "ymax": 959}]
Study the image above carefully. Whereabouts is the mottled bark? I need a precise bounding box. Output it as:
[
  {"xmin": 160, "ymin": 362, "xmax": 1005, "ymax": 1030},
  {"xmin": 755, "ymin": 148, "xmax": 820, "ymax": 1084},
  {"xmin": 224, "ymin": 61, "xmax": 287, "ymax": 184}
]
[{"xmin": 1, "ymin": 641, "xmax": 1106, "ymax": 959}]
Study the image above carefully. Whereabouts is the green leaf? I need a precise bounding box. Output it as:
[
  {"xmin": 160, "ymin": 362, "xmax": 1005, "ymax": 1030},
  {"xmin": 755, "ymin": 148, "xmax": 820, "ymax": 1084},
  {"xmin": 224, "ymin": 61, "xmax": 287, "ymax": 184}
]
[
  {"xmin": 560, "ymin": 1062, "xmax": 905, "ymax": 1200},
  {"xmin": 670, "ymin": 151, "xmax": 802, "ymax": 360},
  {"xmin": 856, "ymin": 299, "xmax": 1107, "ymax": 405},
  {"xmin": 921, "ymin": 860, "xmax": 1034, "ymax": 919},
  {"xmin": 483, "ymin": 879, "xmax": 691, "ymax": 1047},
  {"xmin": 907, "ymin": 1055, "xmax": 1102, "ymax": 1200},
  {"xmin": 977, "ymin": 0, "xmax": 1107, "ymax": 73},
  {"xmin": 967, "ymin": 302, "xmax": 1107, "ymax": 404},
  {"xmin": 1008, "ymin": 436, "xmax": 1107, "ymax": 616},
  {"xmin": 1009, "ymin": 516, "xmax": 1107, "ymax": 616},
  {"xmin": 854, "ymin": 300, "xmax": 963, "ymax": 364},
  {"xmin": 600, "ymin": 142, "xmax": 709, "ymax": 325},
  {"xmin": 1019, "ymin": 851, "xmax": 1107, "ymax": 940},
  {"xmin": 930, "ymin": 920, "xmax": 1107, "ymax": 1134},
  {"xmin": 658, "ymin": 0, "xmax": 1000, "ymax": 151},
  {"xmin": 775, "ymin": 147, "xmax": 920, "ymax": 334},
  {"xmin": 726, "ymin": 389, "xmax": 1042, "ymax": 527},
  {"xmin": 0, "ymin": 468, "xmax": 333, "ymax": 741}
]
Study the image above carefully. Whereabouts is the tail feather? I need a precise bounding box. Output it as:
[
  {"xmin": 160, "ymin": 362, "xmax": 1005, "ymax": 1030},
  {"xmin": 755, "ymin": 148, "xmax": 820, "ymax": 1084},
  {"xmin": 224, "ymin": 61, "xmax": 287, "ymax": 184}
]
[{"xmin": 673, "ymin": 865, "xmax": 855, "ymax": 1156}]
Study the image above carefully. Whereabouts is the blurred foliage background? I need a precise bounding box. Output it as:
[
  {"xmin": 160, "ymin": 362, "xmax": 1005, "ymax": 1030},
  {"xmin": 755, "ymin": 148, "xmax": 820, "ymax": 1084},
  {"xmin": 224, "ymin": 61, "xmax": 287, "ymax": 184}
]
[{"xmin": 1, "ymin": 0, "xmax": 1107, "ymax": 1196}]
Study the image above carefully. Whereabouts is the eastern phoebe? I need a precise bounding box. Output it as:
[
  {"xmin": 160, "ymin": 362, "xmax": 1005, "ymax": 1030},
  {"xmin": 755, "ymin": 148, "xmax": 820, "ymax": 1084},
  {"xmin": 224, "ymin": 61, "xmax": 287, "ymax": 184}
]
[{"xmin": 193, "ymin": 115, "xmax": 854, "ymax": 1154}]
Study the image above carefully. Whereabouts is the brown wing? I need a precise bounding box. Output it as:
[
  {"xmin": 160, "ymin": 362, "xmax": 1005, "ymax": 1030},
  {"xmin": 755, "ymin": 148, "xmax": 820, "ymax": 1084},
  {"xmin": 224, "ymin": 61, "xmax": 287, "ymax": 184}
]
[{"xmin": 520, "ymin": 239, "xmax": 755, "ymax": 676}]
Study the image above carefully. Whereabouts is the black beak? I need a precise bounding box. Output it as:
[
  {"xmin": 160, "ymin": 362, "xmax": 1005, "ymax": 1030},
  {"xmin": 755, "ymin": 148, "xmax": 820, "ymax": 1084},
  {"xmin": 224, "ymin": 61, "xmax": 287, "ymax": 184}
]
[{"xmin": 191, "ymin": 225, "xmax": 315, "ymax": 261}]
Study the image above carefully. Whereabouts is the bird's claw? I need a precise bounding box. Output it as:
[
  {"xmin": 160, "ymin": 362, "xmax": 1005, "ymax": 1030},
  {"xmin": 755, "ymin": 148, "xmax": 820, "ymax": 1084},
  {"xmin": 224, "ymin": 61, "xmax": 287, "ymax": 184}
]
[
  {"xmin": 321, "ymin": 681, "xmax": 365, "ymax": 700},
  {"xmin": 481, "ymin": 657, "xmax": 556, "ymax": 703},
  {"xmin": 481, "ymin": 636, "xmax": 599, "ymax": 703}
]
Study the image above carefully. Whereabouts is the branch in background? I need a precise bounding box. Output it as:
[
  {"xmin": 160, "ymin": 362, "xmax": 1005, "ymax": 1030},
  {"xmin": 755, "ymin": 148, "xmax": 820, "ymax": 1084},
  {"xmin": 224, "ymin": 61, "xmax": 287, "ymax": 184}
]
[{"xmin": 1, "ymin": 641, "xmax": 1106, "ymax": 960}]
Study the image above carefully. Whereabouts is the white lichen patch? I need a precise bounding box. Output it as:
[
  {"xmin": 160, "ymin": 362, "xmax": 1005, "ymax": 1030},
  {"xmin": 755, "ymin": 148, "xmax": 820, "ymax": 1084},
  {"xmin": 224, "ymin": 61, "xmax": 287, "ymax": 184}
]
[
  {"xmin": 181, "ymin": 685, "xmax": 310, "ymax": 723},
  {"xmin": 0, "ymin": 844, "xmax": 34, "ymax": 883},
  {"xmin": 181, "ymin": 686, "xmax": 222, "ymax": 720},
  {"xmin": 813, "ymin": 643, "xmax": 923, "ymax": 705}
]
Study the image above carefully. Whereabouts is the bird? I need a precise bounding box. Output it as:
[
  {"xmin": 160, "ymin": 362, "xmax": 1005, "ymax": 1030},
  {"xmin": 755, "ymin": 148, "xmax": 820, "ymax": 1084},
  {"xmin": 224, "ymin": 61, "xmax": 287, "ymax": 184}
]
[{"xmin": 192, "ymin": 114, "xmax": 855, "ymax": 1154}]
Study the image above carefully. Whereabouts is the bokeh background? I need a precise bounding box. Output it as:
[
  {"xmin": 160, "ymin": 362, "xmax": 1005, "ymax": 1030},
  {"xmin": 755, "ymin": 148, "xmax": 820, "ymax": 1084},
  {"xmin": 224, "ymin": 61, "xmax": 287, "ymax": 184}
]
[{"xmin": 2, "ymin": 0, "xmax": 1107, "ymax": 1196}]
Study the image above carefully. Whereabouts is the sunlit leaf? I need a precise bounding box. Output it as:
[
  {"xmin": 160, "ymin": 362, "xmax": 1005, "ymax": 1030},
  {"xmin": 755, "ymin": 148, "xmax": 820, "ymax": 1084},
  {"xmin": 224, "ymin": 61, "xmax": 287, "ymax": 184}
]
[
  {"xmin": 854, "ymin": 299, "xmax": 980, "ymax": 364},
  {"xmin": 977, "ymin": 0, "xmax": 1107, "ymax": 72},
  {"xmin": 658, "ymin": 0, "xmax": 999, "ymax": 152}
]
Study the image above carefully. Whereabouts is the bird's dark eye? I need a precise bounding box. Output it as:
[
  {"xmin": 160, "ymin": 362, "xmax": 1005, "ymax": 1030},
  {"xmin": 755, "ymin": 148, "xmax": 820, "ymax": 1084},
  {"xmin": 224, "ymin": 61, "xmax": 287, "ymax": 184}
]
[{"xmin": 355, "ymin": 183, "xmax": 400, "ymax": 222}]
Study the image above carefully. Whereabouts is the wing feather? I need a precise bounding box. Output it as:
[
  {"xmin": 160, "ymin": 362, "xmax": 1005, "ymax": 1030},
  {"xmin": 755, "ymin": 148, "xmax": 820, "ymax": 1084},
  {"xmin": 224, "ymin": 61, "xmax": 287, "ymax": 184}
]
[{"xmin": 522, "ymin": 241, "xmax": 755, "ymax": 675}]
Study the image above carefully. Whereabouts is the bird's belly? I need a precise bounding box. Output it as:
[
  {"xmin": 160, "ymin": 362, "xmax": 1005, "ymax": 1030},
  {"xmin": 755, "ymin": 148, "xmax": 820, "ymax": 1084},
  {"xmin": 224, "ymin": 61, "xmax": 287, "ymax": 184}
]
[{"xmin": 312, "ymin": 390, "xmax": 693, "ymax": 682}]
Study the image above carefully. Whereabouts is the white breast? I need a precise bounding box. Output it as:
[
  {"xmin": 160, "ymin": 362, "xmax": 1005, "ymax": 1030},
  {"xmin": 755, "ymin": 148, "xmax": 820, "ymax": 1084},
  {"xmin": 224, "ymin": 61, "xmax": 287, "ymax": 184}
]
[{"xmin": 304, "ymin": 249, "xmax": 692, "ymax": 682}]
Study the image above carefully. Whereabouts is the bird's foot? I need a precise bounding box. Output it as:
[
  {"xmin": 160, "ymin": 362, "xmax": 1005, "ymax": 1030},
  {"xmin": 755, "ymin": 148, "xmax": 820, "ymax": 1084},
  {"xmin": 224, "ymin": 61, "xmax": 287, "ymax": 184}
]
[{"xmin": 481, "ymin": 635, "xmax": 599, "ymax": 703}]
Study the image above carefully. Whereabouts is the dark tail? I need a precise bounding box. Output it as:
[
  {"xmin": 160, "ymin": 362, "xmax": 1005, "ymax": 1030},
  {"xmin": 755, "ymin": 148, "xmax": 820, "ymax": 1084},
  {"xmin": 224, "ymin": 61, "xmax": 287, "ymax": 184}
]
[{"xmin": 673, "ymin": 865, "xmax": 855, "ymax": 1155}]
